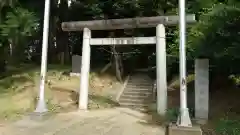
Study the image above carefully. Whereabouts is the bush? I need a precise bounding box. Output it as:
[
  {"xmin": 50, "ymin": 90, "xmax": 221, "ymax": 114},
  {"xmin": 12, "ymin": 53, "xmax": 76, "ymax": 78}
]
[{"xmin": 215, "ymin": 118, "xmax": 240, "ymax": 135}]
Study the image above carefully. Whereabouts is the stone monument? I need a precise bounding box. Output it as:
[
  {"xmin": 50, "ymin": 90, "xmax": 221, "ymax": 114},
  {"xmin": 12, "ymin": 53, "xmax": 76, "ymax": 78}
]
[
  {"xmin": 195, "ymin": 59, "xmax": 209, "ymax": 123},
  {"xmin": 71, "ymin": 55, "xmax": 82, "ymax": 76}
]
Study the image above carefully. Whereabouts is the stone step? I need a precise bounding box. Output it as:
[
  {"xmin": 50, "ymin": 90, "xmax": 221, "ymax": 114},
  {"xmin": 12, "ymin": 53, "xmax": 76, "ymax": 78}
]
[
  {"xmin": 125, "ymin": 85, "xmax": 152, "ymax": 89},
  {"xmin": 119, "ymin": 102, "xmax": 150, "ymax": 108},
  {"xmin": 125, "ymin": 84, "xmax": 152, "ymax": 87},
  {"xmin": 126, "ymin": 82, "xmax": 152, "ymax": 85},
  {"xmin": 124, "ymin": 88, "xmax": 152, "ymax": 91},
  {"xmin": 120, "ymin": 94, "xmax": 151, "ymax": 99},
  {"xmin": 128, "ymin": 76, "xmax": 152, "ymax": 80},
  {"xmin": 119, "ymin": 74, "xmax": 154, "ymax": 110},
  {"xmin": 127, "ymin": 81, "xmax": 152, "ymax": 84},
  {"xmin": 123, "ymin": 90, "xmax": 153, "ymax": 96},
  {"xmin": 130, "ymin": 74, "xmax": 150, "ymax": 76},
  {"xmin": 128, "ymin": 80, "xmax": 152, "ymax": 84},
  {"xmin": 129, "ymin": 75, "xmax": 151, "ymax": 78},
  {"xmin": 127, "ymin": 83, "xmax": 152, "ymax": 87},
  {"xmin": 124, "ymin": 87, "xmax": 152, "ymax": 91},
  {"xmin": 122, "ymin": 91, "xmax": 152, "ymax": 96},
  {"xmin": 119, "ymin": 97, "xmax": 152, "ymax": 103},
  {"xmin": 119, "ymin": 101, "xmax": 152, "ymax": 106},
  {"xmin": 130, "ymin": 75, "xmax": 152, "ymax": 79},
  {"xmin": 124, "ymin": 88, "xmax": 152, "ymax": 92}
]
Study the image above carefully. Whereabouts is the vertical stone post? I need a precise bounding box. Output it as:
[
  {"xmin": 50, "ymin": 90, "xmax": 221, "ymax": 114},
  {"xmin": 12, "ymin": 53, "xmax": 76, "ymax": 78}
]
[
  {"xmin": 156, "ymin": 24, "xmax": 167, "ymax": 115},
  {"xmin": 79, "ymin": 28, "xmax": 91, "ymax": 110},
  {"xmin": 72, "ymin": 55, "xmax": 82, "ymax": 74},
  {"xmin": 195, "ymin": 59, "xmax": 209, "ymax": 122}
]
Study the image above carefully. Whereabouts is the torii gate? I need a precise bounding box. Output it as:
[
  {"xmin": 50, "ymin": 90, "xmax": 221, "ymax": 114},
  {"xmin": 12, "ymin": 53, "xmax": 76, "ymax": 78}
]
[
  {"xmin": 61, "ymin": 15, "xmax": 195, "ymax": 115},
  {"xmin": 35, "ymin": 0, "xmax": 196, "ymax": 128}
]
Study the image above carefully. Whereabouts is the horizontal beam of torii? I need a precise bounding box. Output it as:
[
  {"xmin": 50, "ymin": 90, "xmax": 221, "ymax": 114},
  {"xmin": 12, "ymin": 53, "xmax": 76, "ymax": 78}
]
[{"xmin": 61, "ymin": 14, "xmax": 196, "ymax": 31}]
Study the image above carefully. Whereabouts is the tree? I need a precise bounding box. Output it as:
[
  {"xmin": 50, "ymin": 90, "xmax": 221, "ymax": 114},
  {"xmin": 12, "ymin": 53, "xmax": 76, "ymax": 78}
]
[
  {"xmin": 0, "ymin": 7, "xmax": 39, "ymax": 64},
  {"xmin": 0, "ymin": 0, "xmax": 18, "ymax": 23}
]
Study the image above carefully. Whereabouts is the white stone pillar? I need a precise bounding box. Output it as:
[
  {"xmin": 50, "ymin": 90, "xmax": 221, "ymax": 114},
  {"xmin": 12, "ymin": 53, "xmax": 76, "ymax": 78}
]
[
  {"xmin": 156, "ymin": 24, "xmax": 167, "ymax": 115},
  {"xmin": 195, "ymin": 59, "xmax": 209, "ymax": 121},
  {"xmin": 79, "ymin": 28, "xmax": 91, "ymax": 110}
]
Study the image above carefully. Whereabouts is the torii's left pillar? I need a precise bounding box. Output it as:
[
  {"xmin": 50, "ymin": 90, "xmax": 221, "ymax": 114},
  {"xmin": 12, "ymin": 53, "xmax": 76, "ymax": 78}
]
[{"xmin": 79, "ymin": 28, "xmax": 91, "ymax": 110}]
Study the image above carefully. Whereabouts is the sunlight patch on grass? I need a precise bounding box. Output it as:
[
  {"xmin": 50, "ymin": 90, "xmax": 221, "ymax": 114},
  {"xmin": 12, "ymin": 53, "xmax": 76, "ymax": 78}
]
[
  {"xmin": 0, "ymin": 90, "xmax": 33, "ymax": 121},
  {"xmin": 0, "ymin": 64, "xmax": 71, "ymax": 121}
]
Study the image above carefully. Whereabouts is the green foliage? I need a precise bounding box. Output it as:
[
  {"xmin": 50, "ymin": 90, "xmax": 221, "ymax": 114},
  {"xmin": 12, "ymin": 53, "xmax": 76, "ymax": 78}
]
[
  {"xmin": 189, "ymin": 3, "xmax": 240, "ymax": 59},
  {"xmin": 165, "ymin": 108, "xmax": 195, "ymax": 123},
  {"xmin": 0, "ymin": 7, "xmax": 39, "ymax": 63},
  {"xmin": 229, "ymin": 75, "xmax": 240, "ymax": 85},
  {"xmin": 166, "ymin": 108, "xmax": 179, "ymax": 122},
  {"xmin": 0, "ymin": 7, "xmax": 39, "ymax": 38},
  {"xmin": 0, "ymin": 0, "xmax": 18, "ymax": 23},
  {"xmin": 215, "ymin": 118, "xmax": 240, "ymax": 135},
  {"xmin": 0, "ymin": 0, "xmax": 18, "ymax": 9}
]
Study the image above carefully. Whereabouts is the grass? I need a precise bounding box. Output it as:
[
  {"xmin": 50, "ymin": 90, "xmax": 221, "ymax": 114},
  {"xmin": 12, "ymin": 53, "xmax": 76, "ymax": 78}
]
[
  {"xmin": 214, "ymin": 118, "xmax": 240, "ymax": 135},
  {"xmin": 0, "ymin": 64, "xmax": 120, "ymax": 122}
]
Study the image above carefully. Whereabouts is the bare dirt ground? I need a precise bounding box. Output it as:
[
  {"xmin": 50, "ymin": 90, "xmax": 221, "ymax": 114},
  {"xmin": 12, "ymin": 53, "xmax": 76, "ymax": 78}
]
[
  {"xmin": 0, "ymin": 65, "xmax": 124, "ymax": 123},
  {"xmin": 0, "ymin": 108, "xmax": 166, "ymax": 135},
  {"xmin": 49, "ymin": 73, "xmax": 123, "ymax": 111}
]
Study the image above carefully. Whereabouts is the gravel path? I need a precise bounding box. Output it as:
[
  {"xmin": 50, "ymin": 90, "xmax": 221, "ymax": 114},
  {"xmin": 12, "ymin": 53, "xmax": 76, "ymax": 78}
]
[{"xmin": 0, "ymin": 108, "xmax": 165, "ymax": 135}]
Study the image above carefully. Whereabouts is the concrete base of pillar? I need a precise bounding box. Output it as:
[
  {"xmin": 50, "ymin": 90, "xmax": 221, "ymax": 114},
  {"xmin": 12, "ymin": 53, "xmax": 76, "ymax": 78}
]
[
  {"xmin": 70, "ymin": 72, "xmax": 81, "ymax": 77},
  {"xmin": 168, "ymin": 124, "xmax": 202, "ymax": 135},
  {"xmin": 195, "ymin": 118, "xmax": 208, "ymax": 125},
  {"xmin": 29, "ymin": 112, "xmax": 52, "ymax": 121}
]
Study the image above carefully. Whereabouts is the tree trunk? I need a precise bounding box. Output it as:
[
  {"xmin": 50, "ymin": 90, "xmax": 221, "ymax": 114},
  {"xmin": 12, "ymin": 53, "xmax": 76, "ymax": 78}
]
[
  {"xmin": 100, "ymin": 62, "xmax": 112, "ymax": 74},
  {"xmin": 8, "ymin": 36, "xmax": 20, "ymax": 65},
  {"xmin": 107, "ymin": 32, "xmax": 124, "ymax": 82},
  {"xmin": 60, "ymin": 52, "xmax": 64, "ymax": 65},
  {"xmin": 9, "ymin": 43, "xmax": 13, "ymax": 58},
  {"xmin": 0, "ymin": 13, "xmax": 2, "ymax": 24},
  {"xmin": 63, "ymin": 32, "xmax": 69, "ymax": 64},
  {"xmin": 111, "ymin": 46, "xmax": 122, "ymax": 82},
  {"xmin": 56, "ymin": 0, "xmax": 69, "ymax": 65}
]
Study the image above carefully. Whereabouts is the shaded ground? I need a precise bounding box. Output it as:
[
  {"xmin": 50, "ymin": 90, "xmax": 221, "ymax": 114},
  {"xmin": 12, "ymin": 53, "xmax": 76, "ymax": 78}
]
[
  {"xmin": 0, "ymin": 108, "xmax": 165, "ymax": 135},
  {"xmin": 201, "ymin": 87, "xmax": 240, "ymax": 135},
  {"xmin": 142, "ymin": 74, "xmax": 240, "ymax": 135},
  {"xmin": 163, "ymin": 76, "xmax": 240, "ymax": 135}
]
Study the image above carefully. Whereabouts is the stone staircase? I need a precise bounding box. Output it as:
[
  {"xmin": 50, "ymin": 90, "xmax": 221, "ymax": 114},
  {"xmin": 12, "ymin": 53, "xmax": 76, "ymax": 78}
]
[{"xmin": 119, "ymin": 73, "xmax": 154, "ymax": 111}]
